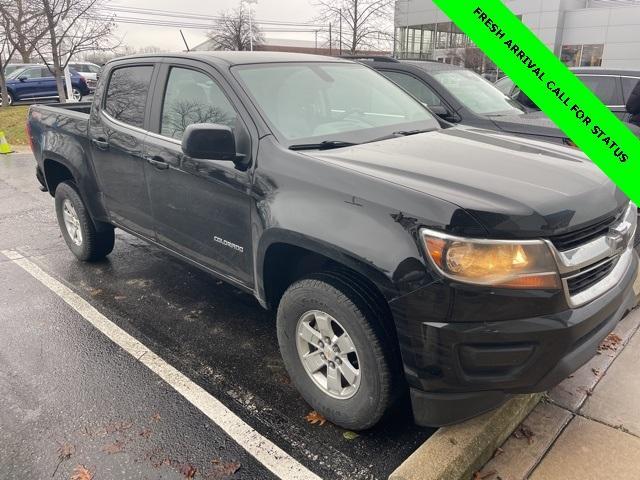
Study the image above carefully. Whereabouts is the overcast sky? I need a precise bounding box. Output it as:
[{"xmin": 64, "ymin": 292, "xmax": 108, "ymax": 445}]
[{"xmin": 110, "ymin": 0, "xmax": 324, "ymax": 51}]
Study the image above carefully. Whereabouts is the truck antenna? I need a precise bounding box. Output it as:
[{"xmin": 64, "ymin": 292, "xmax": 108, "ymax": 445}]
[{"xmin": 180, "ymin": 30, "xmax": 190, "ymax": 52}]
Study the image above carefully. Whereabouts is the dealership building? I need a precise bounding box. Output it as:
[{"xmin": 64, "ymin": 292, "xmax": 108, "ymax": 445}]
[{"xmin": 395, "ymin": 0, "xmax": 640, "ymax": 74}]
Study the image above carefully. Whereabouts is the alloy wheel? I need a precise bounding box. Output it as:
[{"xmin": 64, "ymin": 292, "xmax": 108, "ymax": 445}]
[{"xmin": 295, "ymin": 309, "xmax": 361, "ymax": 399}]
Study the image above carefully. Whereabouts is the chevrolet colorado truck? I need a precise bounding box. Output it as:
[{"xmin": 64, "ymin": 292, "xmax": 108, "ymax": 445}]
[{"xmin": 27, "ymin": 52, "xmax": 639, "ymax": 430}]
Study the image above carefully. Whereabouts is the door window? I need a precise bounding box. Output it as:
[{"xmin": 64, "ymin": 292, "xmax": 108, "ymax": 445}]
[
  {"xmin": 104, "ymin": 66, "xmax": 154, "ymax": 128},
  {"xmin": 40, "ymin": 67, "xmax": 53, "ymax": 78},
  {"xmin": 380, "ymin": 70, "xmax": 443, "ymax": 107},
  {"xmin": 160, "ymin": 67, "xmax": 238, "ymax": 141},
  {"xmin": 577, "ymin": 75, "xmax": 623, "ymax": 106},
  {"xmin": 19, "ymin": 68, "xmax": 43, "ymax": 79}
]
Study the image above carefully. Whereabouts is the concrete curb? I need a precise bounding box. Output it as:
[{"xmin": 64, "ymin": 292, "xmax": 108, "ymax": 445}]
[{"xmin": 389, "ymin": 393, "xmax": 543, "ymax": 480}]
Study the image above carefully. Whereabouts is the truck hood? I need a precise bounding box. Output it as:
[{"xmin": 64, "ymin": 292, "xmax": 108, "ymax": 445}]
[
  {"xmin": 309, "ymin": 127, "xmax": 628, "ymax": 238},
  {"xmin": 489, "ymin": 111, "xmax": 566, "ymax": 140}
]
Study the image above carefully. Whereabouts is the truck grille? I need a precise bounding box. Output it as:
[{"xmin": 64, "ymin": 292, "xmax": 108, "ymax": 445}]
[
  {"xmin": 550, "ymin": 215, "xmax": 617, "ymax": 251},
  {"xmin": 566, "ymin": 259, "xmax": 617, "ymax": 296}
]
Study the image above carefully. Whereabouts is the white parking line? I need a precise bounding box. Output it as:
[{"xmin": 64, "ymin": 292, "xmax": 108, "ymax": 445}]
[{"xmin": 2, "ymin": 249, "xmax": 321, "ymax": 480}]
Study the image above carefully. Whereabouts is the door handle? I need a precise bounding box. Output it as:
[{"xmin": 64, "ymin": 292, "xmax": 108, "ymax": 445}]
[
  {"xmin": 91, "ymin": 137, "xmax": 109, "ymax": 150},
  {"xmin": 145, "ymin": 155, "xmax": 169, "ymax": 170}
]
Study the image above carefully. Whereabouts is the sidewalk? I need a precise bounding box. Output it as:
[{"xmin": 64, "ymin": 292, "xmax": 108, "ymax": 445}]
[{"xmin": 477, "ymin": 304, "xmax": 640, "ymax": 480}]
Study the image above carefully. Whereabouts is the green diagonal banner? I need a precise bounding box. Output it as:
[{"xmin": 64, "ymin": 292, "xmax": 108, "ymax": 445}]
[{"xmin": 431, "ymin": 0, "xmax": 640, "ymax": 204}]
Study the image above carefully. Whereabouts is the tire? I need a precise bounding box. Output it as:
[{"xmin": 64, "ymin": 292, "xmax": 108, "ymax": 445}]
[
  {"xmin": 55, "ymin": 181, "xmax": 114, "ymax": 261},
  {"xmin": 277, "ymin": 272, "xmax": 401, "ymax": 430},
  {"xmin": 0, "ymin": 92, "xmax": 13, "ymax": 106},
  {"xmin": 71, "ymin": 88, "xmax": 82, "ymax": 102}
]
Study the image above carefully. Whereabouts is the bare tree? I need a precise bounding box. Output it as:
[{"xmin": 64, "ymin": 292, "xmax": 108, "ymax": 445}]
[
  {"xmin": 35, "ymin": 0, "xmax": 117, "ymax": 102},
  {"xmin": 206, "ymin": 8, "xmax": 264, "ymax": 51},
  {"xmin": 314, "ymin": 0, "xmax": 393, "ymax": 54},
  {"xmin": 0, "ymin": 17, "xmax": 17, "ymax": 107},
  {"xmin": 0, "ymin": 0, "xmax": 47, "ymax": 63}
]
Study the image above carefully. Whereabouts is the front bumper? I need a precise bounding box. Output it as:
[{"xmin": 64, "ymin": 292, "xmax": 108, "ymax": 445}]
[{"xmin": 393, "ymin": 249, "xmax": 638, "ymax": 427}]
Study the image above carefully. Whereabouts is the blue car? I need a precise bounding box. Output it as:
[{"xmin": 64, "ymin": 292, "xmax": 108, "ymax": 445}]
[{"xmin": 1, "ymin": 65, "xmax": 91, "ymax": 106}]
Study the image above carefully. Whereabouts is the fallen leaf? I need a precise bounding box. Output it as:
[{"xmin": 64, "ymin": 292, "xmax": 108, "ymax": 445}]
[
  {"xmin": 102, "ymin": 440, "xmax": 125, "ymax": 454},
  {"xmin": 304, "ymin": 410, "xmax": 326, "ymax": 426},
  {"xmin": 599, "ymin": 333, "xmax": 622, "ymax": 352},
  {"xmin": 89, "ymin": 288, "xmax": 103, "ymax": 296},
  {"xmin": 70, "ymin": 465, "xmax": 94, "ymax": 480},
  {"xmin": 591, "ymin": 368, "xmax": 600, "ymax": 376},
  {"xmin": 492, "ymin": 447, "xmax": 504, "ymax": 458},
  {"xmin": 206, "ymin": 461, "xmax": 241, "ymax": 478},
  {"xmin": 52, "ymin": 442, "xmax": 75, "ymax": 477},
  {"xmin": 343, "ymin": 431, "xmax": 359, "ymax": 440},
  {"xmin": 513, "ymin": 424, "xmax": 535, "ymax": 444},
  {"xmin": 57, "ymin": 442, "xmax": 75, "ymax": 460},
  {"xmin": 179, "ymin": 463, "xmax": 197, "ymax": 478},
  {"xmin": 139, "ymin": 428, "xmax": 152, "ymax": 438},
  {"xmin": 151, "ymin": 412, "xmax": 161, "ymax": 422},
  {"xmin": 449, "ymin": 437, "xmax": 458, "ymax": 445},
  {"xmin": 105, "ymin": 421, "xmax": 133, "ymax": 434}
]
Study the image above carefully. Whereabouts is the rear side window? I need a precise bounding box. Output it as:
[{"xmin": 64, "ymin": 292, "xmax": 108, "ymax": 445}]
[
  {"xmin": 40, "ymin": 67, "xmax": 52, "ymax": 78},
  {"xmin": 622, "ymin": 77, "xmax": 640, "ymax": 102},
  {"xmin": 576, "ymin": 75, "xmax": 623, "ymax": 106},
  {"xmin": 104, "ymin": 66, "xmax": 154, "ymax": 128},
  {"xmin": 381, "ymin": 70, "xmax": 442, "ymax": 107},
  {"xmin": 160, "ymin": 67, "xmax": 238, "ymax": 140}
]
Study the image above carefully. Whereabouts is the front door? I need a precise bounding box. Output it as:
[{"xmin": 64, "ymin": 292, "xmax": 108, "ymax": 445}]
[
  {"xmin": 144, "ymin": 63, "xmax": 254, "ymax": 286},
  {"xmin": 88, "ymin": 64, "xmax": 157, "ymax": 238}
]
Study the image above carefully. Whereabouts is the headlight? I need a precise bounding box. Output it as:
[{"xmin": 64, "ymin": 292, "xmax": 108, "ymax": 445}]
[{"xmin": 421, "ymin": 228, "xmax": 560, "ymax": 289}]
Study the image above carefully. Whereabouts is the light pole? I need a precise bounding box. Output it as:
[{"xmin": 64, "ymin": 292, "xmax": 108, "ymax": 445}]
[{"xmin": 243, "ymin": 0, "xmax": 258, "ymax": 51}]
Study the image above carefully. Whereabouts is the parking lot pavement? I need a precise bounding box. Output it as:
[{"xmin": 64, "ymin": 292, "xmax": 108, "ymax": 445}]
[{"xmin": 0, "ymin": 153, "xmax": 434, "ymax": 479}]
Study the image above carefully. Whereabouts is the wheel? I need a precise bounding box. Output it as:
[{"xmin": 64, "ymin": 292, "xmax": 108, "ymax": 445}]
[
  {"xmin": 0, "ymin": 92, "xmax": 13, "ymax": 106},
  {"xmin": 71, "ymin": 88, "xmax": 82, "ymax": 102},
  {"xmin": 55, "ymin": 181, "xmax": 114, "ymax": 261},
  {"xmin": 277, "ymin": 272, "xmax": 401, "ymax": 430}
]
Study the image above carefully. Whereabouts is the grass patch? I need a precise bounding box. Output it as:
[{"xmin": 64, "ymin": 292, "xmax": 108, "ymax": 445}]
[{"xmin": 0, "ymin": 105, "xmax": 30, "ymax": 145}]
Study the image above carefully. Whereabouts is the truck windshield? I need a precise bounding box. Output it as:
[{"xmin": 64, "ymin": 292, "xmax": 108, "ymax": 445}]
[
  {"xmin": 234, "ymin": 62, "xmax": 439, "ymax": 145},
  {"xmin": 432, "ymin": 69, "xmax": 526, "ymax": 116}
]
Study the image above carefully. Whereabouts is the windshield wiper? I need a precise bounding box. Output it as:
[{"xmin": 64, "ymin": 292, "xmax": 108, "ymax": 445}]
[
  {"xmin": 366, "ymin": 128, "xmax": 435, "ymax": 144},
  {"xmin": 289, "ymin": 140, "xmax": 358, "ymax": 151}
]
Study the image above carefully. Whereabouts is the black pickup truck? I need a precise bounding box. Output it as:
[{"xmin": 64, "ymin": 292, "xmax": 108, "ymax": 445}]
[{"xmin": 27, "ymin": 52, "xmax": 639, "ymax": 430}]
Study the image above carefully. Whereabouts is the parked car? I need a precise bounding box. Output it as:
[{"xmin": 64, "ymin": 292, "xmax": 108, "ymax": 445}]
[
  {"xmin": 1, "ymin": 65, "xmax": 90, "ymax": 106},
  {"xmin": 352, "ymin": 56, "xmax": 577, "ymax": 146},
  {"xmin": 496, "ymin": 68, "xmax": 640, "ymax": 124},
  {"xmin": 68, "ymin": 61, "xmax": 101, "ymax": 92},
  {"xmin": 27, "ymin": 52, "xmax": 639, "ymax": 430},
  {"xmin": 4, "ymin": 63, "xmax": 41, "ymax": 76}
]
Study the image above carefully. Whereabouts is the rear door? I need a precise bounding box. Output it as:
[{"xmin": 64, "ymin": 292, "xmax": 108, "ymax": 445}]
[
  {"xmin": 38, "ymin": 67, "xmax": 58, "ymax": 98},
  {"xmin": 88, "ymin": 63, "xmax": 158, "ymax": 238},
  {"xmin": 143, "ymin": 60, "xmax": 254, "ymax": 286},
  {"xmin": 14, "ymin": 67, "xmax": 44, "ymax": 99}
]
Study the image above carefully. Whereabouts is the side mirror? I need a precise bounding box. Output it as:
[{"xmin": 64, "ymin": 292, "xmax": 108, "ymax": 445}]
[
  {"xmin": 18, "ymin": 76, "xmax": 27, "ymax": 82},
  {"xmin": 428, "ymin": 104, "xmax": 459, "ymax": 123},
  {"xmin": 181, "ymin": 123, "xmax": 238, "ymax": 161}
]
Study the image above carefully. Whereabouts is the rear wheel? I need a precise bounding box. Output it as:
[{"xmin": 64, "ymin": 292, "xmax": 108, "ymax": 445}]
[
  {"xmin": 0, "ymin": 92, "xmax": 13, "ymax": 106},
  {"xmin": 71, "ymin": 88, "xmax": 82, "ymax": 102},
  {"xmin": 55, "ymin": 181, "xmax": 114, "ymax": 261},
  {"xmin": 277, "ymin": 272, "xmax": 400, "ymax": 430}
]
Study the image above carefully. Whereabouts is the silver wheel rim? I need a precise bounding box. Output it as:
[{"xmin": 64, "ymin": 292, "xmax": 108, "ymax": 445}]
[
  {"xmin": 72, "ymin": 89, "xmax": 81, "ymax": 101},
  {"xmin": 295, "ymin": 310, "xmax": 361, "ymax": 399},
  {"xmin": 62, "ymin": 199, "xmax": 83, "ymax": 246}
]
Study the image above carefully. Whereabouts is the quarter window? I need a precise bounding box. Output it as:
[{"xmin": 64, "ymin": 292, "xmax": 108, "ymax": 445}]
[
  {"xmin": 104, "ymin": 66, "xmax": 154, "ymax": 129},
  {"xmin": 622, "ymin": 77, "xmax": 640, "ymax": 102},
  {"xmin": 381, "ymin": 71, "xmax": 443, "ymax": 107},
  {"xmin": 160, "ymin": 67, "xmax": 238, "ymax": 141}
]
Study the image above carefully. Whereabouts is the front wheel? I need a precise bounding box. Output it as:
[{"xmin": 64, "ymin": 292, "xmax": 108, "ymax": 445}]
[
  {"xmin": 55, "ymin": 181, "xmax": 114, "ymax": 261},
  {"xmin": 277, "ymin": 272, "xmax": 400, "ymax": 430},
  {"xmin": 71, "ymin": 88, "xmax": 82, "ymax": 102}
]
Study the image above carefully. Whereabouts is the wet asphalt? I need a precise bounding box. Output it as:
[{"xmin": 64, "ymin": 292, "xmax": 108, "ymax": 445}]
[{"xmin": 0, "ymin": 153, "xmax": 434, "ymax": 480}]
